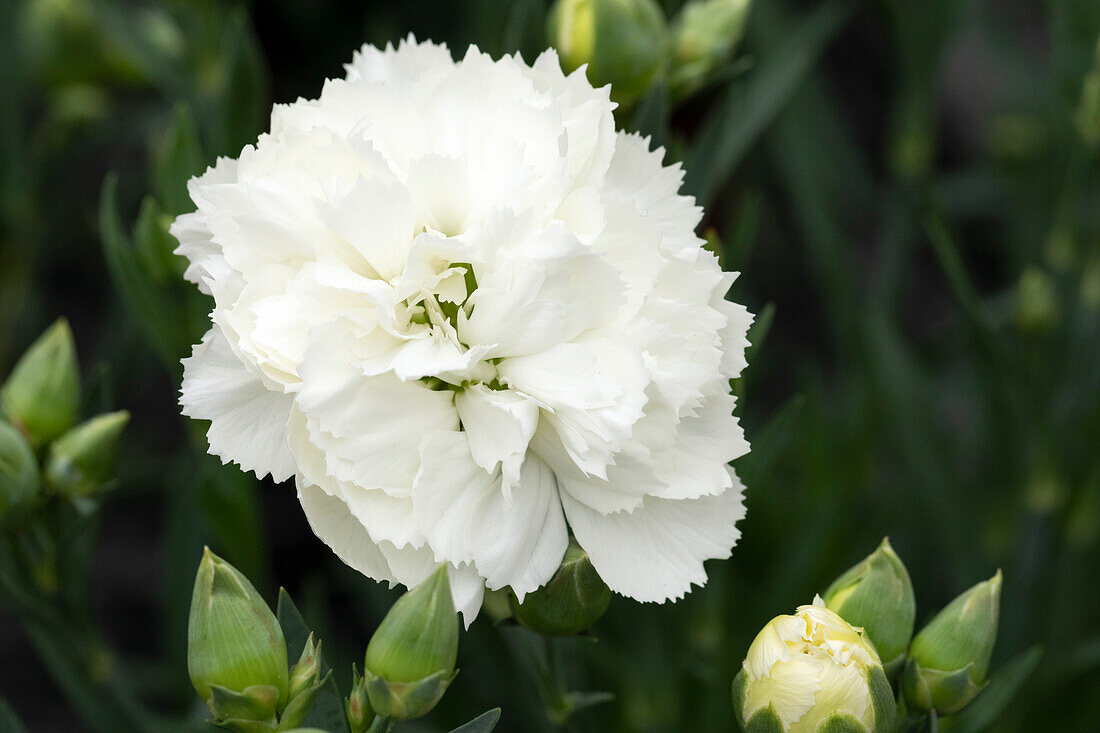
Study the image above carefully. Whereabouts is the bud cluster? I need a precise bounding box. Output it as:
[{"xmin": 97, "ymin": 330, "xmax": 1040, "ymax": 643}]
[
  {"xmin": 547, "ymin": 0, "xmax": 752, "ymax": 107},
  {"xmin": 732, "ymin": 539, "xmax": 1005, "ymax": 732}
]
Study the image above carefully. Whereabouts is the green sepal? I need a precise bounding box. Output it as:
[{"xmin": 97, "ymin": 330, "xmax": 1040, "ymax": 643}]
[
  {"xmin": 511, "ymin": 539, "xmax": 611, "ymax": 637},
  {"xmin": 208, "ymin": 684, "xmax": 279, "ymax": 725},
  {"xmin": 902, "ymin": 658, "xmax": 984, "ymax": 716},
  {"xmin": 867, "ymin": 664, "xmax": 897, "ymax": 733},
  {"xmin": 744, "ymin": 705, "xmax": 784, "ymax": 733},
  {"xmin": 364, "ymin": 667, "xmax": 457, "ymax": 721},
  {"xmin": 817, "ymin": 714, "xmax": 867, "ymax": 733},
  {"xmin": 730, "ymin": 669, "xmax": 748, "ymax": 729},
  {"xmin": 212, "ymin": 719, "xmax": 277, "ymax": 733},
  {"xmin": 277, "ymin": 672, "xmax": 330, "ymax": 731},
  {"xmin": 0, "ymin": 419, "xmax": 39, "ymax": 523}
]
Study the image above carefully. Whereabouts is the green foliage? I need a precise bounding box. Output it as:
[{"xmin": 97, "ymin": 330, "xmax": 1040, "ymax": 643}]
[{"xmin": 1, "ymin": 0, "xmax": 1098, "ymax": 730}]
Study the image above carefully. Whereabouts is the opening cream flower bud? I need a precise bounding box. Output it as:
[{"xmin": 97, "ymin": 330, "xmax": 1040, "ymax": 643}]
[
  {"xmin": 0, "ymin": 420, "xmax": 39, "ymax": 524},
  {"xmin": 823, "ymin": 537, "xmax": 915, "ymax": 674},
  {"xmin": 512, "ymin": 538, "xmax": 611, "ymax": 637},
  {"xmin": 188, "ymin": 548, "xmax": 289, "ymax": 715},
  {"xmin": 732, "ymin": 599, "xmax": 896, "ymax": 733},
  {"xmin": 903, "ymin": 571, "xmax": 1002, "ymax": 715},
  {"xmin": 1, "ymin": 319, "xmax": 80, "ymax": 446},
  {"xmin": 363, "ymin": 565, "xmax": 459, "ymax": 719},
  {"xmin": 548, "ymin": 0, "xmax": 670, "ymax": 106},
  {"xmin": 44, "ymin": 410, "xmax": 129, "ymax": 497}
]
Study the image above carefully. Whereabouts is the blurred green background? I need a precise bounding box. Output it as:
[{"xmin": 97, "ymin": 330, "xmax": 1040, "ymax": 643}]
[{"xmin": 1, "ymin": 0, "xmax": 1099, "ymax": 731}]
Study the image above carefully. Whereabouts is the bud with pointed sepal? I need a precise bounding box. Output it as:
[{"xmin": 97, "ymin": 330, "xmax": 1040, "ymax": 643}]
[
  {"xmin": 823, "ymin": 537, "xmax": 915, "ymax": 676},
  {"xmin": 1, "ymin": 319, "xmax": 80, "ymax": 446},
  {"xmin": 363, "ymin": 565, "xmax": 459, "ymax": 720},
  {"xmin": 0, "ymin": 420, "xmax": 39, "ymax": 523},
  {"xmin": 44, "ymin": 411, "xmax": 129, "ymax": 497},
  {"xmin": 548, "ymin": 0, "xmax": 670, "ymax": 106},
  {"xmin": 512, "ymin": 538, "xmax": 611, "ymax": 637},
  {"xmin": 903, "ymin": 571, "xmax": 1002, "ymax": 715},
  {"xmin": 278, "ymin": 633, "xmax": 330, "ymax": 730},
  {"xmin": 345, "ymin": 665, "xmax": 375, "ymax": 733},
  {"xmin": 188, "ymin": 548, "xmax": 289, "ymax": 721},
  {"xmin": 732, "ymin": 599, "xmax": 896, "ymax": 732},
  {"xmin": 669, "ymin": 0, "xmax": 750, "ymax": 98}
]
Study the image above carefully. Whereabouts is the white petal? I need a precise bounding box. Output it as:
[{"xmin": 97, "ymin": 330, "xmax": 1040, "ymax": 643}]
[
  {"xmin": 296, "ymin": 479, "xmax": 397, "ymax": 583},
  {"xmin": 560, "ymin": 472, "xmax": 746, "ymax": 602},
  {"xmin": 180, "ymin": 328, "xmax": 295, "ymax": 481},
  {"xmin": 455, "ymin": 385, "xmax": 539, "ymax": 494},
  {"xmin": 413, "ymin": 431, "xmax": 568, "ymax": 597}
]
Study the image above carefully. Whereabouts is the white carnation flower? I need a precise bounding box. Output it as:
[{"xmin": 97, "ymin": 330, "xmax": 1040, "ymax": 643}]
[{"xmin": 175, "ymin": 36, "xmax": 753, "ymax": 622}]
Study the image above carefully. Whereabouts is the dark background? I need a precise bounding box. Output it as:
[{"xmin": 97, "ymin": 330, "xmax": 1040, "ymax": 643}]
[{"xmin": 1, "ymin": 0, "xmax": 1098, "ymax": 730}]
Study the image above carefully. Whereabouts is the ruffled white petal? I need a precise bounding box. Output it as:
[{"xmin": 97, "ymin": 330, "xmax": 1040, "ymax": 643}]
[
  {"xmin": 180, "ymin": 328, "xmax": 295, "ymax": 481},
  {"xmin": 560, "ymin": 470, "xmax": 747, "ymax": 602}
]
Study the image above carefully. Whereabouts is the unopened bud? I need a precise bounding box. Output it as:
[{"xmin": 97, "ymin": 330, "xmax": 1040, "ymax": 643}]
[
  {"xmin": 0, "ymin": 420, "xmax": 39, "ymax": 523},
  {"xmin": 188, "ymin": 548, "xmax": 288, "ymax": 717},
  {"xmin": 279, "ymin": 634, "xmax": 327, "ymax": 730},
  {"xmin": 670, "ymin": 0, "xmax": 750, "ymax": 98},
  {"xmin": 548, "ymin": 0, "xmax": 669, "ymax": 106},
  {"xmin": 44, "ymin": 411, "xmax": 128, "ymax": 497},
  {"xmin": 903, "ymin": 571, "xmax": 1002, "ymax": 715},
  {"xmin": 363, "ymin": 565, "xmax": 459, "ymax": 719},
  {"xmin": 1014, "ymin": 267, "xmax": 1059, "ymax": 335},
  {"xmin": 512, "ymin": 539, "xmax": 611, "ymax": 637},
  {"xmin": 345, "ymin": 665, "xmax": 375, "ymax": 733},
  {"xmin": 1, "ymin": 319, "xmax": 80, "ymax": 446},
  {"xmin": 823, "ymin": 538, "xmax": 915, "ymax": 674}
]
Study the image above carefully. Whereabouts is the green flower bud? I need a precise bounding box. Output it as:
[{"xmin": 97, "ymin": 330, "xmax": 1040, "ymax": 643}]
[
  {"xmin": 1014, "ymin": 267, "xmax": 1059, "ymax": 335},
  {"xmin": 823, "ymin": 538, "xmax": 915, "ymax": 674},
  {"xmin": 670, "ymin": 0, "xmax": 750, "ymax": 98},
  {"xmin": 363, "ymin": 565, "xmax": 459, "ymax": 719},
  {"xmin": 1, "ymin": 319, "xmax": 80, "ymax": 446},
  {"xmin": 345, "ymin": 665, "xmax": 376, "ymax": 733},
  {"xmin": 0, "ymin": 420, "xmax": 39, "ymax": 523},
  {"xmin": 732, "ymin": 600, "xmax": 896, "ymax": 733},
  {"xmin": 44, "ymin": 411, "xmax": 129, "ymax": 497},
  {"xmin": 512, "ymin": 539, "xmax": 611, "ymax": 637},
  {"xmin": 279, "ymin": 634, "xmax": 327, "ymax": 730},
  {"xmin": 548, "ymin": 0, "xmax": 670, "ymax": 106},
  {"xmin": 902, "ymin": 571, "xmax": 1002, "ymax": 715},
  {"xmin": 188, "ymin": 548, "xmax": 289, "ymax": 717}
]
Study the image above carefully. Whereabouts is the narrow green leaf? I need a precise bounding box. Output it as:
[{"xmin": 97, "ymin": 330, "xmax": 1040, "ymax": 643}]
[
  {"xmin": 0, "ymin": 697, "xmax": 28, "ymax": 733},
  {"xmin": 630, "ymin": 81, "xmax": 671, "ymax": 151},
  {"xmin": 448, "ymin": 708, "xmax": 502, "ymax": 733},
  {"xmin": 938, "ymin": 646, "xmax": 1043, "ymax": 733},
  {"xmin": 276, "ymin": 589, "xmax": 348, "ymax": 733},
  {"xmin": 152, "ymin": 103, "xmax": 205, "ymax": 216},
  {"xmin": 684, "ymin": 1, "xmax": 852, "ymax": 207}
]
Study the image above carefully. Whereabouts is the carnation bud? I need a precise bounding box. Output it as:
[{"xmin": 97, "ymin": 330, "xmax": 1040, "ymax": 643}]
[
  {"xmin": 0, "ymin": 420, "xmax": 39, "ymax": 523},
  {"xmin": 44, "ymin": 411, "xmax": 129, "ymax": 497},
  {"xmin": 1, "ymin": 319, "xmax": 80, "ymax": 446},
  {"xmin": 188, "ymin": 548, "xmax": 289, "ymax": 718},
  {"xmin": 823, "ymin": 538, "xmax": 915, "ymax": 674},
  {"xmin": 512, "ymin": 539, "xmax": 611, "ymax": 636},
  {"xmin": 278, "ymin": 634, "xmax": 328, "ymax": 730},
  {"xmin": 1014, "ymin": 267, "xmax": 1059, "ymax": 335},
  {"xmin": 669, "ymin": 0, "xmax": 750, "ymax": 98},
  {"xmin": 732, "ymin": 600, "xmax": 896, "ymax": 733},
  {"xmin": 548, "ymin": 0, "xmax": 669, "ymax": 106},
  {"xmin": 903, "ymin": 571, "xmax": 1002, "ymax": 715},
  {"xmin": 345, "ymin": 665, "xmax": 375, "ymax": 733},
  {"xmin": 363, "ymin": 565, "xmax": 459, "ymax": 719}
]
